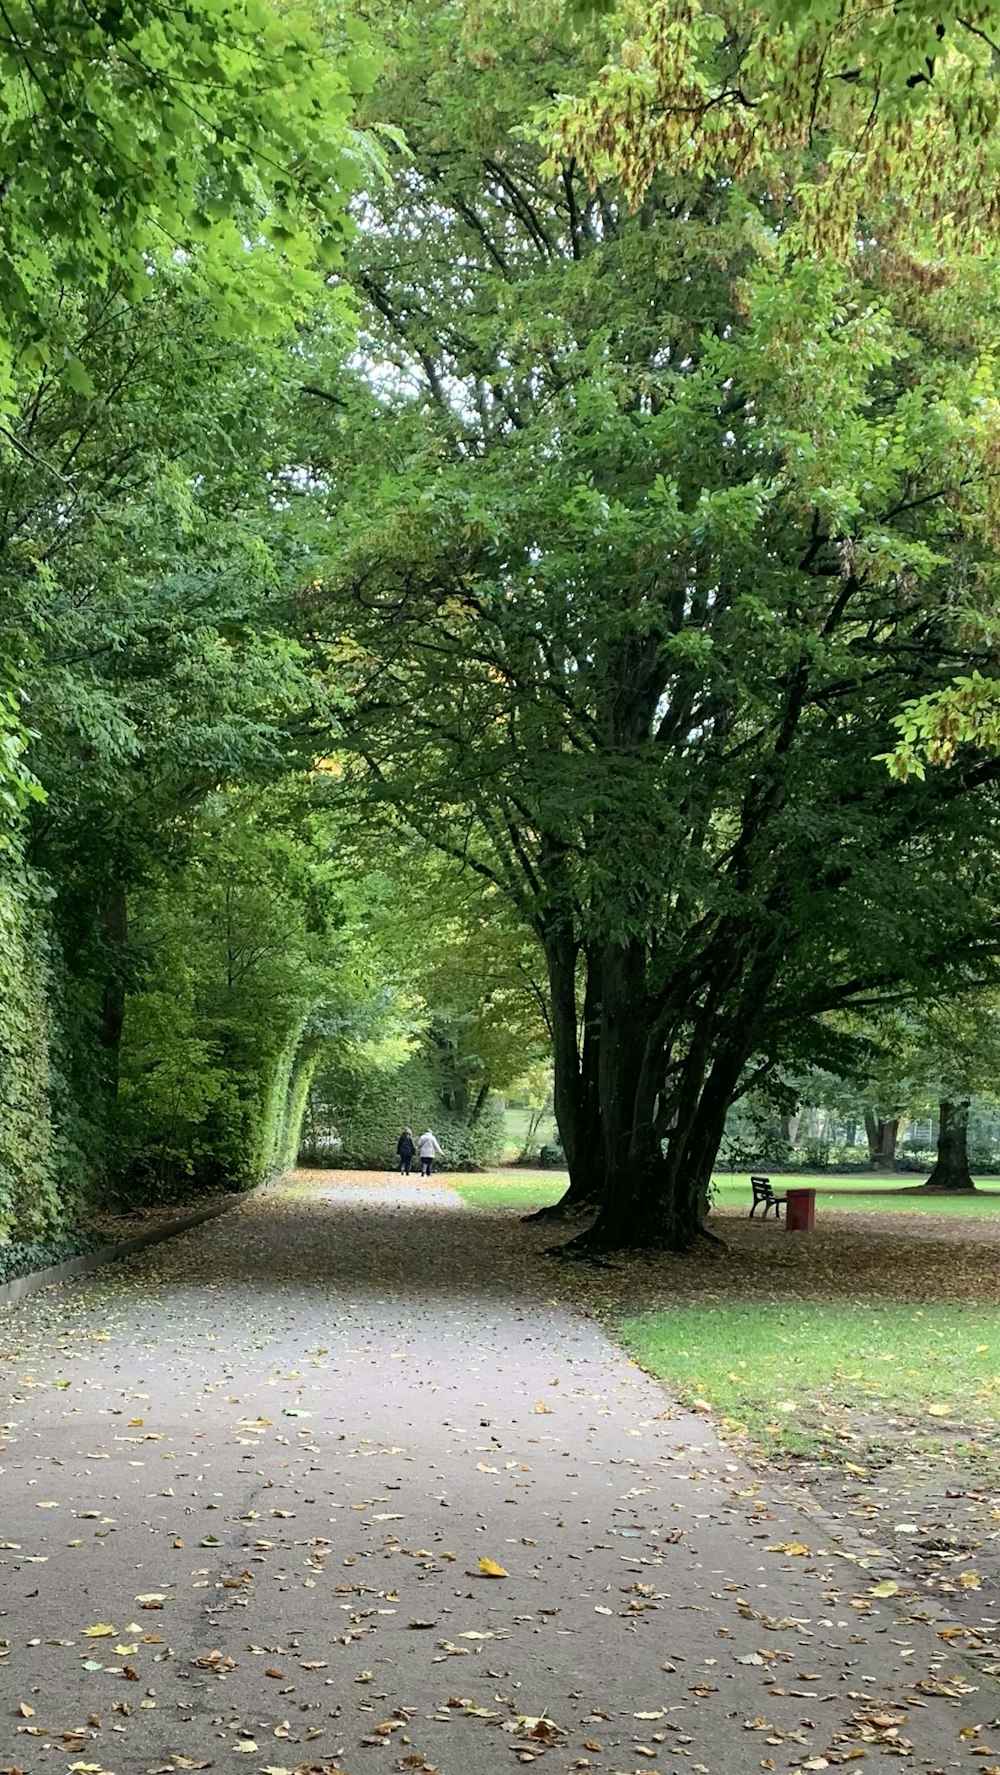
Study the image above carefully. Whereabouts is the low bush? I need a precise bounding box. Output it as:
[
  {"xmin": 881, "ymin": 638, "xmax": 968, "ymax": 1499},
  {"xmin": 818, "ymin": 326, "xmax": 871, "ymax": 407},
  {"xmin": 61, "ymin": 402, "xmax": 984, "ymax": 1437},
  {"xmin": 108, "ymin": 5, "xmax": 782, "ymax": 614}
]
[{"xmin": 0, "ymin": 1230, "xmax": 103, "ymax": 1287}]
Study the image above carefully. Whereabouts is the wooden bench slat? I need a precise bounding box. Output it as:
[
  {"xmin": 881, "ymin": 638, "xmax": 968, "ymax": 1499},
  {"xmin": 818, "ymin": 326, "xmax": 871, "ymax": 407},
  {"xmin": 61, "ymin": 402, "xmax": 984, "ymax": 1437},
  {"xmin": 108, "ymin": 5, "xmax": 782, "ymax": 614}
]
[{"xmin": 749, "ymin": 1174, "xmax": 788, "ymax": 1219}]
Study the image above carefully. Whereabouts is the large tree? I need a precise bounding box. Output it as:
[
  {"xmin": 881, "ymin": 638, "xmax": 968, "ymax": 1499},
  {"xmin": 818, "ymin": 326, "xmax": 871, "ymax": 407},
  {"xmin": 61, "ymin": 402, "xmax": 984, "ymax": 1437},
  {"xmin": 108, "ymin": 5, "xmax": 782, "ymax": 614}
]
[{"xmin": 301, "ymin": 0, "xmax": 1000, "ymax": 1251}]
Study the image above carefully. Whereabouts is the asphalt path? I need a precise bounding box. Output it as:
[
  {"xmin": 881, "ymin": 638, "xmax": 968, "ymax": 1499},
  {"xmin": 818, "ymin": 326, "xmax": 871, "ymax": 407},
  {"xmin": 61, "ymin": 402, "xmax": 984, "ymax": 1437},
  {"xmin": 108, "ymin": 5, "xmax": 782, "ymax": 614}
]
[{"xmin": 0, "ymin": 1172, "xmax": 992, "ymax": 1775}]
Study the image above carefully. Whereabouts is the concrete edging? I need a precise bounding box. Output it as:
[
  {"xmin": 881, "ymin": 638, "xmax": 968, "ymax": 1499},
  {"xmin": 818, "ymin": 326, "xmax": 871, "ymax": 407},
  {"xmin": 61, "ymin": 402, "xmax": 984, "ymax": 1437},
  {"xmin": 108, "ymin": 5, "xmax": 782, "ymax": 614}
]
[{"xmin": 0, "ymin": 1194, "xmax": 242, "ymax": 1311}]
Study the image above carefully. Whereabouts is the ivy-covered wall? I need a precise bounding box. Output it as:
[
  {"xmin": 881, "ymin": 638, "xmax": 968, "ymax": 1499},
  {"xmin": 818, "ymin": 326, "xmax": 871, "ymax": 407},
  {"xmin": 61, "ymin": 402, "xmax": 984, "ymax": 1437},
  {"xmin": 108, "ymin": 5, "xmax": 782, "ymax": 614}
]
[
  {"xmin": 0, "ymin": 830, "xmax": 337, "ymax": 1243},
  {"xmin": 0, "ymin": 855, "xmax": 100, "ymax": 1242},
  {"xmin": 109, "ymin": 880, "xmax": 326, "ymax": 1203},
  {"xmin": 301, "ymin": 1047, "xmax": 505, "ymax": 1171}
]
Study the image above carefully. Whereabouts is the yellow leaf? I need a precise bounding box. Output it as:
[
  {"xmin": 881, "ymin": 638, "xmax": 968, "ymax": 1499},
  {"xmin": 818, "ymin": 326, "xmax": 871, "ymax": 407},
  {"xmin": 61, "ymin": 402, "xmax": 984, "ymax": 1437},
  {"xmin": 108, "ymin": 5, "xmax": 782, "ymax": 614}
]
[
  {"xmin": 927, "ymin": 1402, "xmax": 952, "ymax": 1417},
  {"xmin": 478, "ymin": 1557, "xmax": 508, "ymax": 1578},
  {"xmin": 959, "ymin": 1569, "xmax": 982, "ymax": 1589},
  {"xmin": 767, "ymin": 1542, "xmax": 810, "ymax": 1556},
  {"xmin": 34, "ymin": 1500, "xmax": 59, "ymax": 1508},
  {"xmin": 82, "ymin": 1623, "xmax": 117, "ymax": 1637},
  {"xmin": 870, "ymin": 1580, "xmax": 899, "ymax": 1597},
  {"xmin": 534, "ymin": 1401, "xmax": 553, "ymax": 1414}
]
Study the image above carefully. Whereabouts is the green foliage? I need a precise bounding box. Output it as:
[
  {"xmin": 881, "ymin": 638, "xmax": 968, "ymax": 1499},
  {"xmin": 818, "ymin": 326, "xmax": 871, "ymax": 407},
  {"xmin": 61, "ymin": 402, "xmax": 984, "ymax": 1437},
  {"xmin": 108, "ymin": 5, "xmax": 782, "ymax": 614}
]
[
  {"xmin": 542, "ymin": 0, "xmax": 1000, "ymax": 256},
  {"xmin": 303, "ymin": 0, "xmax": 1000, "ymax": 1248},
  {"xmin": 0, "ymin": 851, "xmax": 101, "ymax": 1242},
  {"xmin": 0, "ymin": 864, "xmax": 61, "ymax": 1240},
  {"xmin": 107, "ymin": 796, "xmax": 374, "ymax": 1198},
  {"xmin": 0, "ymin": 1230, "xmax": 103, "ymax": 1287},
  {"xmin": 0, "ymin": 686, "xmax": 43, "ymax": 846},
  {"xmin": 0, "ymin": 0, "xmax": 377, "ymax": 419},
  {"xmin": 0, "ymin": 0, "xmax": 387, "ymax": 1233},
  {"xmin": 888, "ymin": 673, "xmax": 1000, "ymax": 780},
  {"xmin": 8, "ymin": 0, "xmax": 1000, "ymax": 1261},
  {"xmin": 304, "ymin": 1047, "xmax": 505, "ymax": 1171}
]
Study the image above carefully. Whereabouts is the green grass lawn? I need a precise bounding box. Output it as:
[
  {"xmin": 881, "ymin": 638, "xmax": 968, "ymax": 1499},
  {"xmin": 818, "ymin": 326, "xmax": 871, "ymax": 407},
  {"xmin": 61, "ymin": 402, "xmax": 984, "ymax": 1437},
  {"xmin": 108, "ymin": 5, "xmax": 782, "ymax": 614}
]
[
  {"xmin": 500, "ymin": 1106, "xmax": 559, "ymax": 1162},
  {"xmin": 453, "ymin": 1173, "xmax": 564, "ymax": 1210},
  {"xmin": 452, "ymin": 1168, "xmax": 1000, "ymax": 1457},
  {"xmin": 453, "ymin": 1168, "xmax": 1000, "ymax": 1217},
  {"xmin": 619, "ymin": 1300, "xmax": 1000, "ymax": 1455}
]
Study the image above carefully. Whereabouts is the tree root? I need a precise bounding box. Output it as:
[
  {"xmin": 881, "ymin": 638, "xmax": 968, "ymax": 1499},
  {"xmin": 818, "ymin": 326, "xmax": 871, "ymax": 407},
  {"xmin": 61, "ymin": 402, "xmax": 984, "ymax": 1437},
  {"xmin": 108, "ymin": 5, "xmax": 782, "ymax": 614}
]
[
  {"xmin": 542, "ymin": 1217, "xmax": 722, "ymax": 1261},
  {"xmin": 543, "ymin": 1239, "xmax": 619, "ymax": 1268},
  {"xmin": 696, "ymin": 1221, "xmax": 727, "ymax": 1248},
  {"xmin": 521, "ymin": 1197, "xmax": 599, "ymax": 1225}
]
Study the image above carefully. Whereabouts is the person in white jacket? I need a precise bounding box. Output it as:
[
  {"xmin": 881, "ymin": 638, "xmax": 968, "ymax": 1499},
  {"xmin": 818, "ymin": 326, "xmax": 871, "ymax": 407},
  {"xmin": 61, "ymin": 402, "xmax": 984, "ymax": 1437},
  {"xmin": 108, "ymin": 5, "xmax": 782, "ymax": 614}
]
[{"xmin": 417, "ymin": 1130, "xmax": 443, "ymax": 1177}]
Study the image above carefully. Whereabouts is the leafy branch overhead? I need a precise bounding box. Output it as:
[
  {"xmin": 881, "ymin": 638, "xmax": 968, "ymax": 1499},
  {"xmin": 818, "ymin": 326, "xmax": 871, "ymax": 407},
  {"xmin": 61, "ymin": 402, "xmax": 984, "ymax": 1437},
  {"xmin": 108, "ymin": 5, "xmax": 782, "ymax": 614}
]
[
  {"xmin": 0, "ymin": 0, "xmax": 379, "ymax": 422},
  {"xmin": 543, "ymin": 0, "xmax": 1000, "ymax": 254}
]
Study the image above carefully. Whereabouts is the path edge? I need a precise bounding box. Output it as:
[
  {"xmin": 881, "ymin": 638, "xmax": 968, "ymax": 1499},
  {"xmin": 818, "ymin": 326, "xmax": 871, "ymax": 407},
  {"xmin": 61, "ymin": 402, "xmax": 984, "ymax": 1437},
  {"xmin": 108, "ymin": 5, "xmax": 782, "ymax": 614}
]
[{"xmin": 0, "ymin": 1194, "xmax": 243, "ymax": 1311}]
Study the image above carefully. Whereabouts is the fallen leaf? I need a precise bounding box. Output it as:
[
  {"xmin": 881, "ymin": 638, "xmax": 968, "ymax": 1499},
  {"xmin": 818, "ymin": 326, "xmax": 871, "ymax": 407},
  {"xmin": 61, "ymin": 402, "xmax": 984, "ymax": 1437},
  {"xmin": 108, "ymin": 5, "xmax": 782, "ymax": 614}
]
[{"xmin": 478, "ymin": 1557, "xmax": 508, "ymax": 1578}]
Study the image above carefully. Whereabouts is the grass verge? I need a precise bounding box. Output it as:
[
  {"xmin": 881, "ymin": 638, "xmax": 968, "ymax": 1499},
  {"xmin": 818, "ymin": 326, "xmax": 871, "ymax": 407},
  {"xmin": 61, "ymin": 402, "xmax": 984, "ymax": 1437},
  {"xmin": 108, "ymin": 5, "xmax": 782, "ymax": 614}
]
[
  {"xmin": 451, "ymin": 1174, "xmax": 564, "ymax": 1211},
  {"xmin": 453, "ymin": 1169, "xmax": 1000, "ymax": 1218},
  {"xmin": 453, "ymin": 1169, "xmax": 1000, "ymax": 1462},
  {"xmin": 619, "ymin": 1299, "xmax": 1000, "ymax": 1459}
]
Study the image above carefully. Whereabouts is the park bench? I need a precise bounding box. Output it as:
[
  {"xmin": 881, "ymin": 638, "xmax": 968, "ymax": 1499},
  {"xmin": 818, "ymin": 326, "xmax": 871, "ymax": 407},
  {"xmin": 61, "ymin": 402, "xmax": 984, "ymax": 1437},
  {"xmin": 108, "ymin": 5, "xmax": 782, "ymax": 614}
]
[{"xmin": 749, "ymin": 1174, "xmax": 787, "ymax": 1219}]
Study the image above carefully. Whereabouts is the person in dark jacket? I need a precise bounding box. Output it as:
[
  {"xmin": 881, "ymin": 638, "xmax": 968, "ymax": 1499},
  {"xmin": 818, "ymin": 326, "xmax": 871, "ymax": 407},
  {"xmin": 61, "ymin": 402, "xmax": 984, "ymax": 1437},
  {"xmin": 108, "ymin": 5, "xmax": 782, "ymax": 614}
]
[{"xmin": 396, "ymin": 1128, "xmax": 415, "ymax": 1176}]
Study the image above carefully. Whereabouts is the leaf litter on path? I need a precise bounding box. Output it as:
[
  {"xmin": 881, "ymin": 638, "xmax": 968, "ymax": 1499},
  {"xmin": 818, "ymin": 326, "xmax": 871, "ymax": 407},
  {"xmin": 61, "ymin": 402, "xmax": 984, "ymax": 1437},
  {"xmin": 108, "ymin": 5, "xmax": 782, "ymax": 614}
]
[{"xmin": 0, "ymin": 1166, "xmax": 995, "ymax": 1774}]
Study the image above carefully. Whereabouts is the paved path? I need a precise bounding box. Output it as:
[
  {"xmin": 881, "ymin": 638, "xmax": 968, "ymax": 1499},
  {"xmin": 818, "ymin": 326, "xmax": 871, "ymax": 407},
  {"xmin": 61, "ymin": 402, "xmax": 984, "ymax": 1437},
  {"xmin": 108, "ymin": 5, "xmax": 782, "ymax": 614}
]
[{"xmin": 0, "ymin": 1173, "xmax": 992, "ymax": 1775}]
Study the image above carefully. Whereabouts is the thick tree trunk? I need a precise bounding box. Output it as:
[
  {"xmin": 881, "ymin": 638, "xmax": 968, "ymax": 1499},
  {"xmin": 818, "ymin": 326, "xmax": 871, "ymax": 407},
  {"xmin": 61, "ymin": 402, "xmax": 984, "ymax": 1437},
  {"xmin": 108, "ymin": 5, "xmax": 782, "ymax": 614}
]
[
  {"xmin": 527, "ymin": 935, "xmax": 602, "ymax": 1221},
  {"xmin": 557, "ymin": 925, "xmax": 778, "ymax": 1254},
  {"xmin": 568, "ymin": 1056, "xmax": 732, "ymax": 1255},
  {"xmin": 99, "ymin": 882, "xmax": 128, "ymax": 1098},
  {"xmin": 864, "ymin": 1112, "xmax": 898, "ymax": 1169},
  {"xmin": 925, "ymin": 1099, "xmax": 976, "ymax": 1190},
  {"xmin": 560, "ymin": 963, "xmax": 741, "ymax": 1255},
  {"xmin": 596, "ymin": 937, "xmax": 648, "ymax": 1205}
]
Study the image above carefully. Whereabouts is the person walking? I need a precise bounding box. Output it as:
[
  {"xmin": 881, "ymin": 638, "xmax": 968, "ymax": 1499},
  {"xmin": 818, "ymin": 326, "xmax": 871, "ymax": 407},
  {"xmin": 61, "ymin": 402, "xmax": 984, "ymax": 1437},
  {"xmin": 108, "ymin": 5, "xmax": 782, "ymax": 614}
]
[
  {"xmin": 417, "ymin": 1129, "xmax": 443, "ymax": 1177},
  {"xmin": 396, "ymin": 1128, "xmax": 416, "ymax": 1176}
]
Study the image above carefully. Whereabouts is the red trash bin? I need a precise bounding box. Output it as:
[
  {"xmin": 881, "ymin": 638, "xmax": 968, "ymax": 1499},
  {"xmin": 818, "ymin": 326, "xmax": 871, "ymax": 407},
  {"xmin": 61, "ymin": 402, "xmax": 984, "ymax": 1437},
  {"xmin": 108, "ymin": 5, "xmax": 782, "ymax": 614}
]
[{"xmin": 785, "ymin": 1187, "xmax": 816, "ymax": 1232}]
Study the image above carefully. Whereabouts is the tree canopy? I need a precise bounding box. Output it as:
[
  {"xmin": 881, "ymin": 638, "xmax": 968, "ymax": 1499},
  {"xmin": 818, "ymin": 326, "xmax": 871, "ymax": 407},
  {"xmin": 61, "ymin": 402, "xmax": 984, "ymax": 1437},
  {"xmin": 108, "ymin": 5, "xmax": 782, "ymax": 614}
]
[
  {"xmin": 285, "ymin": 0, "xmax": 1000, "ymax": 1249},
  {"xmin": 5, "ymin": 0, "xmax": 1000, "ymax": 1258},
  {"xmin": 0, "ymin": 0, "xmax": 378, "ymax": 422}
]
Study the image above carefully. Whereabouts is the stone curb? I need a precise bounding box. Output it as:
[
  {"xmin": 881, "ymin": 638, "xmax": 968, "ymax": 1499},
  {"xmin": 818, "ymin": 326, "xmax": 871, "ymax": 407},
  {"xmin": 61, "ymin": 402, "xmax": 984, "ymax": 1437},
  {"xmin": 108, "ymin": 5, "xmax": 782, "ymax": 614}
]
[{"xmin": 0, "ymin": 1194, "xmax": 242, "ymax": 1311}]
